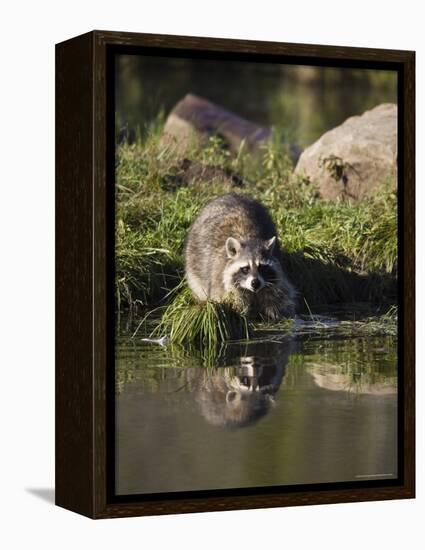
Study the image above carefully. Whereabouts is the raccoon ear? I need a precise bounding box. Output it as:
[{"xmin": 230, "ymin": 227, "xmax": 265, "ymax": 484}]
[
  {"xmin": 225, "ymin": 237, "xmax": 241, "ymax": 258},
  {"xmin": 264, "ymin": 236, "xmax": 276, "ymax": 253}
]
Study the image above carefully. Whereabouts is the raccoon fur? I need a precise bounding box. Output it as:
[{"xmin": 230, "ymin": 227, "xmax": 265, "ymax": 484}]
[{"xmin": 184, "ymin": 193, "xmax": 296, "ymax": 320}]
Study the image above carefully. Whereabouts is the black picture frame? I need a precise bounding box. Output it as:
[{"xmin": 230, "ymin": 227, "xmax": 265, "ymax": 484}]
[{"xmin": 56, "ymin": 30, "xmax": 415, "ymax": 519}]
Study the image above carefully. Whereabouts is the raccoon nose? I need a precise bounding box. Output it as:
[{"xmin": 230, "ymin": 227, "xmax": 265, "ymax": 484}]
[{"xmin": 251, "ymin": 278, "xmax": 261, "ymax": 291}]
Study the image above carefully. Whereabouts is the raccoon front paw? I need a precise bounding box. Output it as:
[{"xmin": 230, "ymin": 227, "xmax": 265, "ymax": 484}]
[{"xmin": 263, "ymin": 302, "xmax": 295, "ymax": 321}]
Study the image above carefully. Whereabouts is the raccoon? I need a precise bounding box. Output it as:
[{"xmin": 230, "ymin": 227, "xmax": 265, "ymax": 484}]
[{"xmin": 184, "ymin": 193, "xmax": 296, "ymax": 320}]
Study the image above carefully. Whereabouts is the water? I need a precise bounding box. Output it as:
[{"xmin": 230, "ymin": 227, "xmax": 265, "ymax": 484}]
[
  {"xmin": 115, "ymin": 321, "xmax": 397, "ymax": 496},
  {"xmin": 116, "ymin": 55, "xmax": 397, "ymax": 147}
]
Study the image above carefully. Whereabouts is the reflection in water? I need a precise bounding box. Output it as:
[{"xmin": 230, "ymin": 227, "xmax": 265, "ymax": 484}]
[
  {"xmin": 115, "ymin": 333, "xmax": 397, "ymax": 495},
  {"xmin": 188, "ymin": 340, "xmax": 291, "ymax": 428},
  {"xmin": 308, "ymin": 362, "xmax": 397, "ymax": 395}
]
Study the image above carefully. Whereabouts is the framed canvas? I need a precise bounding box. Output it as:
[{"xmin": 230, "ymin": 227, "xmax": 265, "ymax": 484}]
[{"xmin": 55, "ymin": 30, "xmax": 415, "ymax": 519}]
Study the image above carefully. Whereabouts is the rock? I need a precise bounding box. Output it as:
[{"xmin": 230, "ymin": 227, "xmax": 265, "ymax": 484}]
[
  {"xmin": 161, "ymin": 93, "xmax": 271, "ymax": 156},
  {"xmin": 295, "ymin": 103, "xmax": 397, "ymax": 200}
]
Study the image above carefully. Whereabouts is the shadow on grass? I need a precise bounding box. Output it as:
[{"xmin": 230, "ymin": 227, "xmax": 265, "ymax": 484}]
[
  {"xmin": 117, "ymin": 250, "xmax": 396, "ymax": 316},
  {"xmin": 281, "ymin": 250, "xmax": 396, "ymax": 311}
]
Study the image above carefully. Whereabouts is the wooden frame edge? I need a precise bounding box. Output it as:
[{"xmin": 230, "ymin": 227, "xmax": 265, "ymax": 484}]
[{"xmin": 55, "ymin": 31, "xmax": 95, "ymax": 518}]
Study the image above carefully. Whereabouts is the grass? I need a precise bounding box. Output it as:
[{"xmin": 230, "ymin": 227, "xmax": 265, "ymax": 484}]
[
  {"xmin": 115, "ymin": 120, "xmax": 398, "ymax": 343},
  {"xmin": 147, "ymin": 285, "xmax": 251, "ymax": 346}
]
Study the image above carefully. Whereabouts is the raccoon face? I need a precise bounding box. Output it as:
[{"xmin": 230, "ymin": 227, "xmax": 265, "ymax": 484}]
[{"xmin": 223, "ymin": 236, "xmax": 280, "ymax": 293}]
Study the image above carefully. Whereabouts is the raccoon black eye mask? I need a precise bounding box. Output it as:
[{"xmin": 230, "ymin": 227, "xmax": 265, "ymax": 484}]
[
  {"xmin": 184, "ymin": 193, "xmax": 296, "ymax": 319},
  {"xmin": 238, "ymin": 261, "xmax": 276, "ymax": 278},
  {"xmin": 229, "ymin": 255, "xmax": 278, "ymax": 294}
]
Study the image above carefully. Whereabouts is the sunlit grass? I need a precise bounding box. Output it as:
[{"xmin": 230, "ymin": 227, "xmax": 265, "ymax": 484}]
[
  {"xmin": 148, "ymin": 286, "xmax": 251, "ymax": 346},
  {"xmin": 115, "ymin": 121, "xmax": 398, "ymax": 320}
]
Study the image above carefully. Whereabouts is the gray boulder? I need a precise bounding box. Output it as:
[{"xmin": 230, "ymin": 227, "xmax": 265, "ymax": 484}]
[
  {"xmin": 295, "ymin": 103, "xmax": 397, "ymax": 200},
  {"xmin": 161, "ymin": 93, "xmax": 271, "ymax": 155}
]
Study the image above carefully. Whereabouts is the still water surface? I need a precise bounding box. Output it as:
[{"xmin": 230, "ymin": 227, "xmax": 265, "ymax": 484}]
[
  {"xmin": 116, "ymin": 56, "xmax": 397, "ymax": 147},
  {"xmin": 116, "ymin": 321, "xmax": 397, "ymax": 495}
]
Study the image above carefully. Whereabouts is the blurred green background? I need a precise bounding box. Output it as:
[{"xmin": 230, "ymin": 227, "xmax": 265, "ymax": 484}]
[{"xmin": 115, "ymin": 54, "xmax": 397, "ymax": 147}]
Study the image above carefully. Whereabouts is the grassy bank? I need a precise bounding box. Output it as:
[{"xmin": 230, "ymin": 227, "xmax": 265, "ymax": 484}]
[{"xmin": 115, "ymin": 122, "xmax": 397, "ymax": 321}]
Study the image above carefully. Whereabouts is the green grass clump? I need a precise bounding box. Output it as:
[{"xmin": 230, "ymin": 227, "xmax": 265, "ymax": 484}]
[{"xmin": 150, "ymin": 286, "xmax": 250, "ymax": 346}]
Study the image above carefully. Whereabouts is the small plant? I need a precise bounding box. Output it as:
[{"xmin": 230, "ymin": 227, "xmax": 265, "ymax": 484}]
[
  {"xmin": 319, "ymin": 154, "xmax": 350, "ymax": 184},
  {"xmin": 261, "ymin": 128, "xmax": 294, "ymax": 180},
  {"xmin": 151, "ymin": 286, "xmax": 251, "ymax": 346},
  {"xmin": 199, "ymin": 135, "xmax": 231, "ymax": 167}
]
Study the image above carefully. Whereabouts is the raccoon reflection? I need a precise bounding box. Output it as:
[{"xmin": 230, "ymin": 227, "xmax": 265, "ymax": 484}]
[
  {"xmin": 184, "ymin": 193, "xmax": 296, "ymax": 320},
  {"xmin": 189, "ymin": 341, "xmax": 291, "ymax": 428}
]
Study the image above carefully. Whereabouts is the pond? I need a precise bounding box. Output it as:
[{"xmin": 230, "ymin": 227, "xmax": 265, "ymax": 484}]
[
  {"xmin": 115, "ymin": 315, "xmax": 398, "ymax": 496},
  {"xmin": 116, "ymin": 55, "xmax": 397, "ymax": 147}
]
